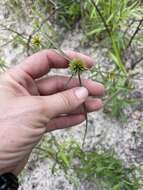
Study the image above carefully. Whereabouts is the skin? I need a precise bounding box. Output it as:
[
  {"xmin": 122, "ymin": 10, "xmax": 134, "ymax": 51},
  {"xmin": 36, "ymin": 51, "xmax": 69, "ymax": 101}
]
[{"xmin": 0, "ymin": 49, "xmax": 104, "ymax": 175}]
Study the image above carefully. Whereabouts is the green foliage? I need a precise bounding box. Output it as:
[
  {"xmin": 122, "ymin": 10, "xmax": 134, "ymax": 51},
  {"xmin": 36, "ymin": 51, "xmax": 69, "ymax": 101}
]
[
  {"xmin": 38, "ymin": 139, "xmax": 142, "ymax": 190},
  {"xmin": 3, "ymin": 0, "xmax": 25, "ymax": 21},
  {"xmin": 54, "ymin": 0, "xmax": 82, "ymax": 28},
  {"xmin": 1, "ymin": 0, "xmax": 58, "ymax": 55},
  {"xmin": 83, "ymin": 0, "xmax": 143, "ymax": 40},
  {"xmin": 80, "ymin": 0, "xmax": 142, "ymax": 75},
  {"xmin": 91, "ymin": 65, "xmax": 139, "ymax": 120}
]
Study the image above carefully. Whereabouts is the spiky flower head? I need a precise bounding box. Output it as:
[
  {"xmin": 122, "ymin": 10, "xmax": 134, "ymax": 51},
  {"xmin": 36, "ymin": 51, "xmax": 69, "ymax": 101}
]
[
  {"xmin": 32, "ymin": 35, "xmax": 41, "ymax": 47},
  {"xmin": 69, "ymin": 59, "xmax": 88, "ymax": 75}
]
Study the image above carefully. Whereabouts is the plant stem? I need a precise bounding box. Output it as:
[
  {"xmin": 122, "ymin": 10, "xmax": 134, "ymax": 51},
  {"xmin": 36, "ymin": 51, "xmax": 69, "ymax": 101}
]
[
  {"xmin": 64, "ymin": 74, "xmax": 74, "ymax": 89},
  {"xmin": 50, "ymin": 133, "xmax": 61, "ymax": 174},
  {"xmin": 126, "ymin": 18, "xmax": 143, "ymax": 49},
  {"xmin": 90, "ymin": 0, "xmax": 112, "ymax": 38},
  {"xmin": 1, "ymin": 37, "xmax": 17, "ymax": 48},
  {"xmin": 90, "ymin": 0, "xmax": 127, "ymax": 74},
  {"xmin": 26, "ymin": 6, "xmax": 62, "ymax": 56},
  {"xmin": 0, "ymin": 24, "xmax": 27, "ymax": 39},
  {"xmin": 43, "ymin": 33, "xmax": 70, "ymax": 61},
  {"xmin": 78, "ymin": 71, "xmax": 88, "ymax": 148},
  {"xmin": 131, "ymin": 56, "xmax": 143, "ymax": 69}
]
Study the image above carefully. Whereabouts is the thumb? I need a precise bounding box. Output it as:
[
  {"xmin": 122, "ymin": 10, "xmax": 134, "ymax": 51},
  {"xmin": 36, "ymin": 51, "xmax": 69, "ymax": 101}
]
[{"xmin": 41, "ymin": 87, "xmax": 88, "ymax": 118}]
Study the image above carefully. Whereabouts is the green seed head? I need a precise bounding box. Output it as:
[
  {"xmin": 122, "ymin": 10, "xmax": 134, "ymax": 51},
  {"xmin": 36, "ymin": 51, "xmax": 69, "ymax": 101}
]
[
  {"xmin": 32, "ymin": 35, "xmax": 41, "ymax": 47},
  {"xmin": 69, "ymin": 59, "xmax": 88, "ymax": 74}
]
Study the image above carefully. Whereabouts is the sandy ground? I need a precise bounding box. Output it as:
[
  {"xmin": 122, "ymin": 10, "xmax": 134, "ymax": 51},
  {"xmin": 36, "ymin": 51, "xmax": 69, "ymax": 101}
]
[{"xmin": 0, "ymin": 4, "xmax": 143, "ymax": 189}]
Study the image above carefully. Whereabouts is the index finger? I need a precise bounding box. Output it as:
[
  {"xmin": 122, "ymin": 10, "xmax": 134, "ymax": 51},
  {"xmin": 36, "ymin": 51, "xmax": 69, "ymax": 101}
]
[{"xmin": 15, "ymin": 49, "xmax": 95, "ymax": 79}]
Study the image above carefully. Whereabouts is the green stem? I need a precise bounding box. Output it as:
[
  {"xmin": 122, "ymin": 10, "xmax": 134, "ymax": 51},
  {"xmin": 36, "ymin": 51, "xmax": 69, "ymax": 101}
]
[
  {"xmin": 90, "ymin": 0, "xmax": 112, "ymax": 38},
  {"xmin": 0, "ymin": 24, "xmax": 26, "ymax": 39},
  {"xmin": 64, "ymin": 74, "xmax": 74, "ymax": 90},
  {"xmin": 43, "ymin": 33, "xmax": 70, "ymax": 61}
]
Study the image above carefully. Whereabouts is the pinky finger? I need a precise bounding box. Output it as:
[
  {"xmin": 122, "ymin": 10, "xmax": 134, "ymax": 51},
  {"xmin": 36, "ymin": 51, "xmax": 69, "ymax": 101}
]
[{"xmin": 46, "ymin": 114, "xmax": 85, "ymax": 132}]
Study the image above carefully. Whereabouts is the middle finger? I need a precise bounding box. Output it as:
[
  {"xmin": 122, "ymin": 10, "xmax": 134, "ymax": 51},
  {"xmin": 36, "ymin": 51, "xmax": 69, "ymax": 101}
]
[{"xmin": 36, "ymin": 75, "xmax": 105, "ymax": 96}]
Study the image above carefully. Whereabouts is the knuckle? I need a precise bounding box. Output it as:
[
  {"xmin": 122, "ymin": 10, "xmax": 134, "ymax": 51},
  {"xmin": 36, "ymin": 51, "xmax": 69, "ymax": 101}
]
[
  {"xmin": 53, "ymin": 76, "xmax": 61, "ymax": 90},
  {"xmin": 59, "ymin": 93, "xmax": 72, "ymax": 111},
  {"xmin": 36, "ymin": 97, "xmax": 47, "ymax": 114}
]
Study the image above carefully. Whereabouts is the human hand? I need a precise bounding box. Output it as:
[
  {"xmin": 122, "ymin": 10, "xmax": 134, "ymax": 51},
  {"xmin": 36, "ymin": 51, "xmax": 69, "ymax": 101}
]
[{"xmin": 0, "ymin": 49, "xmax": 104, "ymax": 175}]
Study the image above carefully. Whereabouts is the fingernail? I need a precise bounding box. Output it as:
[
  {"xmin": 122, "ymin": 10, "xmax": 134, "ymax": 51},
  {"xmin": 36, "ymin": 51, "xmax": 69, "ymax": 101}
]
[{"xmin": 75, "ymin": 87, "xmax": 88, "ymax": 99}]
